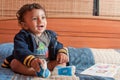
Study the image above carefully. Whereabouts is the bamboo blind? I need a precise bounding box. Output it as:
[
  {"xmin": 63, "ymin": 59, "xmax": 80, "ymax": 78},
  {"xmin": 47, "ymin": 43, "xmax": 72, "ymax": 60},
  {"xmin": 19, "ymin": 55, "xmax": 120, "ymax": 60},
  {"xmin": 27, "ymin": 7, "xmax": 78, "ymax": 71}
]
[
  {"xmin": 0, "ymin": 0, "xmax": 93, "ymax": 20},
  {"xmin": 99, "ymin": 0, "xmax": 120, "ymax": 17}
]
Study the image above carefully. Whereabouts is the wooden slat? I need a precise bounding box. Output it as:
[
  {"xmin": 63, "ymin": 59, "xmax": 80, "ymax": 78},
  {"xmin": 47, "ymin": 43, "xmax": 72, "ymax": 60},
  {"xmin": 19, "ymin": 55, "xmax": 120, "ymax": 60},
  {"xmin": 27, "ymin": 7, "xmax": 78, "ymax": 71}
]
[
  {"xmin": 0, "ymin": 20, "xmax": 19, "ymax": 29},
  {"xmin": 0, "ymin": 34, "xmax": 14, "ymax": 43},
  {"xmin": 47, "ymin": 18, "xmax": 120, "ymax": 34},
  {"xmin": 1, "ymin": 18, "xmax": 120, "ymax": 48},
  {"xmin": 58, "ymin": 36, "xmax": 120, "ymax": 48},
  {"xmin": 0, "ymin": 29, "xmax": 19, "ymax": 34},
  {"xmin": 57, "ymin": 31, "xmax": 120, "ymax": 39}
]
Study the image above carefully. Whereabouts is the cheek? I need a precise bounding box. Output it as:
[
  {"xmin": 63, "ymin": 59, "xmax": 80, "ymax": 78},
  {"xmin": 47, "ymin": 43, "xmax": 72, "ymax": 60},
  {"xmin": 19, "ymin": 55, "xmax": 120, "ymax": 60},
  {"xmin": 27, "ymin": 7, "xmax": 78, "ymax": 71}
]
[
  {"xmin": 25, "ymin": 22, "xmax": 35, "ymax": 29},
  {"xmin": 29, "ymin": 22, "xmax": 37, "ymax": 28},
  {"xmin": 45, "ymin": 21, "xmax": 47, "ymax": 26}
]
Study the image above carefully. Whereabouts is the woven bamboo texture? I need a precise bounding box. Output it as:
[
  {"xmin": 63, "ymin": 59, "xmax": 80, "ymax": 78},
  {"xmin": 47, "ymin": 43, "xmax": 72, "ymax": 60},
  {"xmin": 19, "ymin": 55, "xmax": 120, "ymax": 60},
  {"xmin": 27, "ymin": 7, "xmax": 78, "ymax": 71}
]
[
  {"xmin": 0, "ymin": 0, "xmax": 93, "ymax": 20},
  {"xmin": 99, "ymin": 0, "xmax": 120, "ymax": 17}
]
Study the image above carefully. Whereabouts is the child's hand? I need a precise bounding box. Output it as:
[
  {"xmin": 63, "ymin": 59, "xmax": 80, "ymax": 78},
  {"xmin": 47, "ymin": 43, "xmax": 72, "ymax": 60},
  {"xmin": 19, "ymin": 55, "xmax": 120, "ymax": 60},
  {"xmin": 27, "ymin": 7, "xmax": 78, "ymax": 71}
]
[
  {"xmin": 30, "ymin": 58, "xmax": 43, "ymax": 72},
  {"xmin": 57, "ymin": 53, "xmax": 69, "ymax": 64}
]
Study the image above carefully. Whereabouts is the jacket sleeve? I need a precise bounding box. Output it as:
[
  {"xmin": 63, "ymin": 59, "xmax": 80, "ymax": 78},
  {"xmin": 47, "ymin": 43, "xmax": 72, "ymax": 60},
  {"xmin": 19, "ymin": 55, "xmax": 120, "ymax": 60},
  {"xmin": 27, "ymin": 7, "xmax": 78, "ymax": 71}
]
[
  {"xmin": 13, "ymin": 30, "xmax": 35, "ymax": 67},
  {"xmin": 47, "ymin": 30, "xmax": 67, "ymax": 60}
]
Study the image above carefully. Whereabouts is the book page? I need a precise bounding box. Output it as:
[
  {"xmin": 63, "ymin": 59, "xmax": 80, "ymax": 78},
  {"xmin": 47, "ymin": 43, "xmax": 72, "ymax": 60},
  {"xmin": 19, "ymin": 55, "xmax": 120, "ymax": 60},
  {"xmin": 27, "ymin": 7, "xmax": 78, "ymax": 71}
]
[{"xmin": 80, "ymin": 63, "xmax": 120, "ymax": 78}]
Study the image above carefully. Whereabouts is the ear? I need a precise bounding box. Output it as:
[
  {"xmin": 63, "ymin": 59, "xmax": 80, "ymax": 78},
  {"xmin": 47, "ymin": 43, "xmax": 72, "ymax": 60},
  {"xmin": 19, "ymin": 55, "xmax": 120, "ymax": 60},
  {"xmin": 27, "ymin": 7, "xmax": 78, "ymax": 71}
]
[{"xmin": 21, "ymin": 22, "xmax": 28, "ymax": 30}]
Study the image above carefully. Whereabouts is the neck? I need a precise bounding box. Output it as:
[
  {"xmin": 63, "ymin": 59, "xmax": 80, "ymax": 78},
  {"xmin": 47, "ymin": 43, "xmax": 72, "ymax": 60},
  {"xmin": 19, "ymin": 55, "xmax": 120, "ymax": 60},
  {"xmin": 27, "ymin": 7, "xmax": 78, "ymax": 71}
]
[{"xmin": 35, "ymin": 33, "xmax": 41, "ymax": 37}]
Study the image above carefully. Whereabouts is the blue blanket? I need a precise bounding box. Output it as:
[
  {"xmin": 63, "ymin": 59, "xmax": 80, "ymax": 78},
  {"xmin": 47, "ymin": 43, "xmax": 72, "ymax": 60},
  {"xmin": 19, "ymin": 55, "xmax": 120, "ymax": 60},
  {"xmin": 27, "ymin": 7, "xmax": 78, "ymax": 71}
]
[
  {"xmin": 0, "ymin": 43, "xmax": 115, "ymax": 80},
  {"xmin": 68, "ymin": 47, "xmax": 114, "ymax": 80}
]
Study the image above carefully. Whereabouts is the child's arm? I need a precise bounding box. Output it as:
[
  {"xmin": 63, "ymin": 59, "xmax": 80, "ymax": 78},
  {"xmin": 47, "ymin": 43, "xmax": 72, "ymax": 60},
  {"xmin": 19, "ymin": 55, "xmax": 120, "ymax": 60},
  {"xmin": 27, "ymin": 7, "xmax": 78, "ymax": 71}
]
[
  {"xmin": 30, "ymin": 58, "xmax": 43, "ymax": 72},
  {"xmin": 57, "ymin": 48, "xmax": 69, "ymax": 64},
  {"xmin": 57, "ymin": 52, "xmax": 69, "ymax": 64},
  {"xmin": 13, "ymin": 30, "xmax": 36, "ymax": 67}
]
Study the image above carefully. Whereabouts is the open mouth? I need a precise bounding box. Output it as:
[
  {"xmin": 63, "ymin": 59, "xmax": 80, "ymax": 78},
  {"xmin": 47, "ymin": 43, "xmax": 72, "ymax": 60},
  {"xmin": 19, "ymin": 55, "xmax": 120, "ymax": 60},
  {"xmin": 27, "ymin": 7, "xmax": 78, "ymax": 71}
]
[
  {"xmin": 40, "ymin": 25, "xmax": 44, "ymax": 27},
  {"xmin": 37, "ymin": 25, "xmax": 44, "ymax": 28},
  {"xmin": 37, "ymin": 25, "xmax": 44, "ymax": 30}
]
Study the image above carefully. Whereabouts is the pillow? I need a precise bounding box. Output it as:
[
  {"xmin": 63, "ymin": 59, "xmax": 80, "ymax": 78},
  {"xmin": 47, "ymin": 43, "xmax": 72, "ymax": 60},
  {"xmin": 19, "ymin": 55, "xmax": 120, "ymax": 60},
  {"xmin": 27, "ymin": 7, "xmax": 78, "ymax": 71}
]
[
  {"xmin": 0, "ymin": 43, "xmax": 13, "ymax": 63},
  {"xmin": 91, "ymin": 48, "xmax": 120, "ymax": 64}
]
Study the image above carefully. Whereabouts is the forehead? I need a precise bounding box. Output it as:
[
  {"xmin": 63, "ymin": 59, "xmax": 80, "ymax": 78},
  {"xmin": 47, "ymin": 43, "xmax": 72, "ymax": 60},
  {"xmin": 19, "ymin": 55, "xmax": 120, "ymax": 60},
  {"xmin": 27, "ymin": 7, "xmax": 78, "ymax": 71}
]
[{"xmin": 24, "ymin": 9, "xmax": 45, "ymax": 17}]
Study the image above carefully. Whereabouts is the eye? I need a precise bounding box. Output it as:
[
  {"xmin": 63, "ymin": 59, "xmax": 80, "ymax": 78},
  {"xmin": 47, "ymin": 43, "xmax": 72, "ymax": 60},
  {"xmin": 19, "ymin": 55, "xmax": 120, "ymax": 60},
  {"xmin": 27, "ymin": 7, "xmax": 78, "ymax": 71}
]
[
  {"xmin": 32, "ymin": 17, "xmax": 37, "ymax": 20},
  {"xmin": 42, "ymin": 16, "xmax": 46, "ymax": 19}
]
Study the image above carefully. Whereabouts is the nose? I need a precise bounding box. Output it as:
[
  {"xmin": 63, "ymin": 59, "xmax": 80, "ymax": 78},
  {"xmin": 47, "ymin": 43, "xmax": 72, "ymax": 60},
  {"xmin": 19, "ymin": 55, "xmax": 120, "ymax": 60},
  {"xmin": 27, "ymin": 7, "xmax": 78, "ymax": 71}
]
[{"xmin": 37, "ymin": 17, "xmax": 42, "ymax": 24}]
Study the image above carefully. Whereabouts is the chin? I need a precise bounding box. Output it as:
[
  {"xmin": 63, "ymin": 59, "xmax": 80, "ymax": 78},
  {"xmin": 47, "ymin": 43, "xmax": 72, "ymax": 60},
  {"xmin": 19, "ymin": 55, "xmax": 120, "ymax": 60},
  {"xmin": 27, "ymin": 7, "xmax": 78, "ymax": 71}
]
[
  {"xmin": 35, "ymin": 29, "xmax": 45, "ymax": 34},
  {"xmin": 37, "ymin": 31, "xmax": 44, "ymax": 34}
]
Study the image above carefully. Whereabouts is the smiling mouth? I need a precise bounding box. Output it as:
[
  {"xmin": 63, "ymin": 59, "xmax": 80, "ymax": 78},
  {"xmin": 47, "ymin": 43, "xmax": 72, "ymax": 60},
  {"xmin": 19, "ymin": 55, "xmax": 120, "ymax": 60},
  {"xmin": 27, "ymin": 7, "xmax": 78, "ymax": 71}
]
[
  {"xmin": 38, "ymin": 25, "xmax": 44, "ymax": 27},
  {"xmin": 37, "ymin": 25, "xmax": 44, "ymax": 30},
  {"xmin": 37, "ymin": 25, "xmax": 44, "ymax": 28},
  {"xmin": 40, "ymin": 25, "xmax": 44, "ymax": 27}
]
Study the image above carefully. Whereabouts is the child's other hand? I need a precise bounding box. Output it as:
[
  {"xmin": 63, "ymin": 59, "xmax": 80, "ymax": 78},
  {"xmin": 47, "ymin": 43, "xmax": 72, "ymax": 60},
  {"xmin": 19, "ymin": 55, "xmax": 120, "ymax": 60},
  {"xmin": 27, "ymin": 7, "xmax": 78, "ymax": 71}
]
[
  {"xmin": 30, "ymin": 58, "xmax": 43, "ymax": 72},
  {"xmin": 57, "ymin": 53, "xmax": 69, "ymax": 64}
]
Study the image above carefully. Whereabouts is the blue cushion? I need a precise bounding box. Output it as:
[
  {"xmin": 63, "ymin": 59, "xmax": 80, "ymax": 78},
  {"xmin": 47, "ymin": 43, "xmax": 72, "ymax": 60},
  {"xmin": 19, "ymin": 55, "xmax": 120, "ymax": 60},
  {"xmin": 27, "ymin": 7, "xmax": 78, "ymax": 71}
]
[{"xmin": 0, "ymin": 43, "xmax": 13, "ymax": 62}]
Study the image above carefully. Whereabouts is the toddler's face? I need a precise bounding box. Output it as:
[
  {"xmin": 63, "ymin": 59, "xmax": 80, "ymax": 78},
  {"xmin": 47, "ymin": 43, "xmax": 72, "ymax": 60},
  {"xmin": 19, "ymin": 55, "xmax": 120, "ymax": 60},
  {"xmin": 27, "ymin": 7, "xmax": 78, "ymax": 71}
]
[{"xmin": 23, "ymin": 9, "xmax": 47, "ymax": 36}]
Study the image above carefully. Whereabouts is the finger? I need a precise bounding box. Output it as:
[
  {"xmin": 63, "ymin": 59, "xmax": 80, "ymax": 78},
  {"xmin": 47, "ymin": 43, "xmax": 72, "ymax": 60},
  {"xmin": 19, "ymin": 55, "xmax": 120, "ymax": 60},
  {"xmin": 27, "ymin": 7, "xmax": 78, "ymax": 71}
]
[
  {"xmin": 66, "ymin": 56, "xmax": 69, "ymax": 62},
  {"xmin": 35, "ymin": 65, "xmax": 40, "ymax": 72},
  {"xmin": 37, "ymin": 58, "xmax": 43, "ymax": 65},
  {"xmin": 57, "ymin": 55, "xmax": 59, "ymax": 61},
  {"xmin": 36, "ymin": 64, "xmax": 40, "ymax": 72},
  {"xmin": 59, "ymin": 56, "xmax": 64, "ymax": 63},
  {"xmin": 63, "ymin": 56, "xmax": 67, "ymax": 62},
  {"xmin": 65, "ymin": 56, "xmax": 69, "ymax": 62},
  {"xmin": 62, "ymin": 55, "xmax": 67, "ymax": 63},
  {"xmin": 34, "ymin": 59, "xmax": 40, "ymax": 72},
  {"xmin": 61, "ymin": 56, "xmax": 68, "ymax": 63},
  {"xmin": 62, "ymin": 55, "xmax": 68, "ymax": 63}
]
